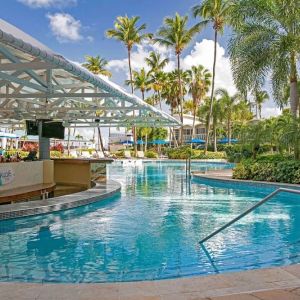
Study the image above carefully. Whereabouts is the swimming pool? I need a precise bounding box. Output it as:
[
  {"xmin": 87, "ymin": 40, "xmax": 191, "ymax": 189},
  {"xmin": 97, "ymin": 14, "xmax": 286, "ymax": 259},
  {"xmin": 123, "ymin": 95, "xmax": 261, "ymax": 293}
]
[{"xmin": 0, "ymin": 161, "xmax": 300, "ymax": 283}]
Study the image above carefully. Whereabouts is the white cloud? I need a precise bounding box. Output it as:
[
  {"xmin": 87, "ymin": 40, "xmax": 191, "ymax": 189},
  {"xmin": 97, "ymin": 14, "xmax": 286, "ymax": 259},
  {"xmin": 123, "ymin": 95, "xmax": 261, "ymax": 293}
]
[
  {"xmin": 47, "ymin": 13, "xmax": 82, "ymax": 43},
  {"xmin": 182, "ymin": 39, "xmax": 237, "ymax": 95},
  {"xmin": 107, "ymin": 42, "xmax": 174, "ymax": 77},
  {"xmin": 19, "ymin": 0, "xmax": 76, "ymax": 8}
]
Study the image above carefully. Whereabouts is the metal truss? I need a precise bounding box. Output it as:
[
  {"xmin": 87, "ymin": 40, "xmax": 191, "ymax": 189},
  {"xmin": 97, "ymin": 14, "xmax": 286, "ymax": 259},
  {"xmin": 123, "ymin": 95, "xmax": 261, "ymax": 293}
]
[{"xmin": 0, "ymin": 21, "xmax": 180, "ymax": 129}]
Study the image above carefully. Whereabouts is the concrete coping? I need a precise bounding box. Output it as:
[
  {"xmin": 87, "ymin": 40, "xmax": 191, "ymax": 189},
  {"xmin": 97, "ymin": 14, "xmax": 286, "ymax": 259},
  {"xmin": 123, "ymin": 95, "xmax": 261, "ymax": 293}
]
[
  {"xmin": 192, "ymin": 171, "xmax": 300, "ymax": 190},
  {"xmin": 0, "ymin": 179, "xmax": 121, "ymax": 220}
]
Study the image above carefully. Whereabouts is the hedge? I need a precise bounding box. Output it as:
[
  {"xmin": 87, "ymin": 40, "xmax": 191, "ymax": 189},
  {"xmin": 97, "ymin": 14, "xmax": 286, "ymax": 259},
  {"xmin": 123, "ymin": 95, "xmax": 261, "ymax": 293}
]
[
  {"xmin": 166, "ymin": 146, "xmax": 225, "ymax": 159},
  {"xmin": 233, "ymin": 156, "xmax": 300, "ymax": 184}
]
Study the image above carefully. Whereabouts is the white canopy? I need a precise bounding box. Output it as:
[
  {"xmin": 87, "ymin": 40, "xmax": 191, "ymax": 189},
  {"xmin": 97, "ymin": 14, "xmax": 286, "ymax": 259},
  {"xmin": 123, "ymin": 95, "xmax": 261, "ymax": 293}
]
[{"xmin": 0, "ymin": 19, "xmax": 180, "ymax": 129}]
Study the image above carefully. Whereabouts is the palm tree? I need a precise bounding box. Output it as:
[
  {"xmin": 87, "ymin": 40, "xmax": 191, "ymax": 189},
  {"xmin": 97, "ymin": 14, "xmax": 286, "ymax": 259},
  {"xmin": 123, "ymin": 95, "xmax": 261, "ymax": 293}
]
[
  {"xmin": 82, "ymin": 56, "xmax": 109, "ymax": 156},
  {"xmin": 154, "ymin": 13, "xmax": 202, "ymax": 143},
  {"xmin": 82, "ymin": 55, "xmax": 112, "ymax": 77},
  {"xmin": 193, "ymin": 0, "xmax": 233, "ymax": 152},
  {"xmin": 125, "ymin": 68, "xmax": 151, "ymax": 100},
  {"xmin": 228, "ymin": 0, "xmax": 300, "ymax": 116},
  {"xmin": 255, "ymin": 90, "xmax": 269, "ymax": 119},
  {"xmin": 216, "ymin": 88, "xmax": 240, "ymax": 144},
  {"xmin": 145, "ymin": 51, "xmax": 169, "ymax": 73},
  {"xmin": 186, "ymin": 65, "xmax": 211, "ymax": 140},
  {"xmin": 212, "ymin": 99, "xmax": 223, "ymax": 152},
  {"xmin": 106, "ymin": 15, "xmax": 152, "ymax": 155},
  {"xmin": 148, "ymin": 71, "xmax": 168, "ymax": 109},
  {"xmin": 75, "ymin": 134, "xmax": 83, "ymax": 155}
]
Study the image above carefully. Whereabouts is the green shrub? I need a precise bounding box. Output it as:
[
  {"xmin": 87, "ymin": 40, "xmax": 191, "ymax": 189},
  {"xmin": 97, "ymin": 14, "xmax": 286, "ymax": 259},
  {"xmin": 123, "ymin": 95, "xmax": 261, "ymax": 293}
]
[
  {"xmin": 50, "ymin": 150, "xmax": 63, "ymax": 158},
  {"xmin": 5, "ymin": 150, "xmax": 29, "ymax": 158},
  {"xmin": 233, "ymin": 156, "xmax": 300, "ymax": 184},
  {"xmin": 145, "ymin": 150, "xmax": 158, "ymax": 158},
  {"xmin": 191, "ymin": 150, "xmax": 226, "ymax": 159},
  {"xmin": 166, "ymin": 146, "xmax": 192, "ymax": 159},
  {"xmin": 166, "ymin": 146, "xmax": 225, "ymax": 159}
]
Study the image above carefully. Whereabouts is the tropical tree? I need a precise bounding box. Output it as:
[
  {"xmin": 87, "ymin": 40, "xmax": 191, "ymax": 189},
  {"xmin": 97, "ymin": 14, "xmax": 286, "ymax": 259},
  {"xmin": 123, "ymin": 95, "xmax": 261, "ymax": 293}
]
[
  {"xmin": 211, "ymin": 99, "xmax": 224, "ymax": 151},
  {"xmin": 255, "ymin": 90, "xmax": 269, "ymax": 119},
  {"xmin": 75, "ymin": 134, "xmax": 83, "ymax": 155},
  {"xmin": 216, "ymin": 88, "xmax": 241, "ymax": 144},
  {"xmin": 148, "ymin": 71, "xmax": 168, "ymax": 109},
  {"xmin": 82, "ymin": 55, "xmax": 112, "ymax": 77},
  {"xmin": 125, "ymin": 68, "xmax": 151, "ymax": 100},
  {"xmin": 82, "ymin": 56, "xmax": 109, "ymax": 156},
  {"xmin": 193, "ymin": 0, "xmax": 233, "ymax": 153},
  {"xmin": 145, "ymin": 51, "xmax": 169, "ymax": 73},
  {"xmin": 106, "ymin": 15, "xmax": 152, "ymax": 155},
  {"xmin": 186, "ymin": 65, "xmax": 211, "ymax": 139},
  {"xmin": 229, "ymin": 0, "xmax": 300, "ymax": 116},
  {"xmin": 154, "ymin": 13, "xmax": 202, "ymax": 143}
]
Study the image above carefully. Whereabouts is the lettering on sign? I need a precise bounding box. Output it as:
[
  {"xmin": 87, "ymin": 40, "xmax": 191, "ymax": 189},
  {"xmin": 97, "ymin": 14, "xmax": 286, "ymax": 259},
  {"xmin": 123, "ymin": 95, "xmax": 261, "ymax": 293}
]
[{"xmin": 0, "ymin": 168, "xmax": 15, "ymax": 186}]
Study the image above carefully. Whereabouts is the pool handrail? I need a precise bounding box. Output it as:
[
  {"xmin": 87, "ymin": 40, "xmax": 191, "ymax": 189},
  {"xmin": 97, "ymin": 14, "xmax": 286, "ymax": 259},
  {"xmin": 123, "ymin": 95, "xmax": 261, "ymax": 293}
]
[{"xmin": 199, "ymin": 187, "xmax": 300, "ymax": 244}]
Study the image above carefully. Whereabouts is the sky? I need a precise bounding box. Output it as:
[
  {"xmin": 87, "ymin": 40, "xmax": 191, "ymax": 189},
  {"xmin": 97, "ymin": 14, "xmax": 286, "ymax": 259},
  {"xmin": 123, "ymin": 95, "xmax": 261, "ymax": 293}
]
[{"xmin": 1, "ymin": 0, "xmax": 281, "ymax": 142}]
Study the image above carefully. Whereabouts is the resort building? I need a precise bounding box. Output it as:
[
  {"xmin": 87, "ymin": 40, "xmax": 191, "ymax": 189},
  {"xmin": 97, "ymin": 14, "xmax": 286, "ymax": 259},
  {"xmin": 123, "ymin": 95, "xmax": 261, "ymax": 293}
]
[{"xmin": 172, "ymin": 114, "xmax": 206, "ymax": 143}]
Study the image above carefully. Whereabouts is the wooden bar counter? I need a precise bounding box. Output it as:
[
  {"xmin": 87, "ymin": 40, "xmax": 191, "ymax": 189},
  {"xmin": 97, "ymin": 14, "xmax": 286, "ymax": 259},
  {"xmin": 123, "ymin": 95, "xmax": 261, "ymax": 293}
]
[{"xmin": 53, "ymin": 158, "xmax": 114, "ymax": 189}]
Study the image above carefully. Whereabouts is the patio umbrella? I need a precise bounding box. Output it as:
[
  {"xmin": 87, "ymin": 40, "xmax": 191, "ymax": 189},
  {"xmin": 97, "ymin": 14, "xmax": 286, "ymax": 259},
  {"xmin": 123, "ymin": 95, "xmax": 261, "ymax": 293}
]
[
  {"xmin": 121, "ymin": 140, "xmax": 134, "ymax": 145},
  {"xmin": 151, "ymin": 139, "xmax": 169, "ymax": 145},
  {"xmin": 186, "ymin": 138, "xmax": 205, "ymax": 144},
  {"xmin": 136, "ymin": 139, "xmax": 145, "ymax": 145},
  {"xmin": 218, "ymin": 138, "xmax": 238, "ymax": 144}
]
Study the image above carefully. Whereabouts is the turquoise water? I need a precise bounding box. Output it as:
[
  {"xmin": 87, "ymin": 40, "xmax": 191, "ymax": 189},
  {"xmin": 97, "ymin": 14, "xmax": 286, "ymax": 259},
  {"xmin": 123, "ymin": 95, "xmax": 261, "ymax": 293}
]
[{"xmin": 1, "ymin": 161, "xmax": 300, "ymax": 283}]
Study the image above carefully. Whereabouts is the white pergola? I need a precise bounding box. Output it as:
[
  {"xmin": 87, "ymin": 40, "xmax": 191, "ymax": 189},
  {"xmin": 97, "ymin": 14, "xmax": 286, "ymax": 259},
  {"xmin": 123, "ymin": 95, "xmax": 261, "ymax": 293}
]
[{"xmin": 0, "ymin": 19, "xmax": 179, "ymax": 130}]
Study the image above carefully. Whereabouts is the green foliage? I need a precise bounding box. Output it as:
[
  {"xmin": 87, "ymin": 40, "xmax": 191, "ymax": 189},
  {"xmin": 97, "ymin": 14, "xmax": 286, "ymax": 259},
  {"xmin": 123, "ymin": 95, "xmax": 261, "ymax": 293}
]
[
  {"xmin": 233, "ymin": 156, "xmax": 300, "ymax": 184},
  {"xmin": 166, "ymin": 146, "xmax": 225, "ymax": 159},
  {"xmin": 145, "ymin": 150, "xmax": 158, "ymax": 158},
  {"xmin": 5, "ymin": 150, "xmax": 29, "ymax": 158},
  {"xmin": 166, "ymin": 146, "xmax": 192, "ymax": 159},
  {"xmin": 191, "ymin": 150, "xmax": 225, "ymax": 159},
  {"xmin": 50, "ymin": 151, "xmax": 63, "ymax": 158}
]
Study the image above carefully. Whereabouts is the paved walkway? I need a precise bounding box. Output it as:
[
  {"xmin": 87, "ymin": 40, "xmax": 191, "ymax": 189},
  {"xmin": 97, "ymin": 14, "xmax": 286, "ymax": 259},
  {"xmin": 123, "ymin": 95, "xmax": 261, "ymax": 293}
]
[{"xmin": 1, "ymin": 265, "xmax": 300, "ymax": 299}]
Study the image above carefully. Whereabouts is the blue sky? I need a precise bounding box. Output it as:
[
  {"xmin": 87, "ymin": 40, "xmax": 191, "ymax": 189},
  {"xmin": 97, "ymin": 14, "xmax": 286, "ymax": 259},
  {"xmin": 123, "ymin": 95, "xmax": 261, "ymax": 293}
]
[{"xmin": 2, "ymin": 0, "xmax": 231, "ymax": 62}]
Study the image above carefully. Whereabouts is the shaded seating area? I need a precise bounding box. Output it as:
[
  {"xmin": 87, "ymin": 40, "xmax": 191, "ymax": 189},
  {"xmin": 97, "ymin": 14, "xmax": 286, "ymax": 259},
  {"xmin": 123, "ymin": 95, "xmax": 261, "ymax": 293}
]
[{"xmin": 0, "ymin": 182, "xmax": 56, "ymax": 203}]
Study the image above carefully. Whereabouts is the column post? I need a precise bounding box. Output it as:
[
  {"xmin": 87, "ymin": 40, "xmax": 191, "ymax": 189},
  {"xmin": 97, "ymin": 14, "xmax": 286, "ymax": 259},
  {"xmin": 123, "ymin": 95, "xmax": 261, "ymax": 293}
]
[{"xmin": 38, "ymin": 120, "xmax": 50, "ymax": 160}]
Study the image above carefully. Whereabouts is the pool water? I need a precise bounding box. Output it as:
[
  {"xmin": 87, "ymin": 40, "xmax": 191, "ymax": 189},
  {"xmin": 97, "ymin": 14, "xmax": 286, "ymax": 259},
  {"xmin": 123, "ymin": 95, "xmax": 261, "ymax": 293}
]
[{"xmin": 1, "ymin": 161, "xmax": 300, "ymax": 283}]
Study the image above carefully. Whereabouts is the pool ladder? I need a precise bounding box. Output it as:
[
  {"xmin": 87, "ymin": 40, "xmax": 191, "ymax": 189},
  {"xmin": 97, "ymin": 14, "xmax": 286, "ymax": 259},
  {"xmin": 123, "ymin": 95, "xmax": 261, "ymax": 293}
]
[
  {"xmin": 199, "ymin": 187, "xmax": 300, "ymax": 244},
  {"xmin": 186, "ymin": 157, "xmax": 191, "ymax": 179}
]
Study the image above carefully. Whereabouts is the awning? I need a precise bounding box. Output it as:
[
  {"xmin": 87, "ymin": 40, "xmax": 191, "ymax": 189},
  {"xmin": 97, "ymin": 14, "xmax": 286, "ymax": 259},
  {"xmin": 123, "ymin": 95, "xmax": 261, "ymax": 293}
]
[{"xmin": 0, "ymin": 19, "xmax": 180, "ymax": 129}]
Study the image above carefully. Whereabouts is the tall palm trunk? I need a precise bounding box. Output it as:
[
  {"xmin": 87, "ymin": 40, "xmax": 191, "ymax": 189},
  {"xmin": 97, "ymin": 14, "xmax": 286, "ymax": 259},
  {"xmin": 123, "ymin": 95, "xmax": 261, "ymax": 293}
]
[
  {"xmin": 170, "ymin": 107, "xmax": 178, "ymax": 148},
  {"xmin": 191, "ymin": 105, "xmax": 197, "ymax": 149},
  {"xmin": 204, "ymin": 29, "xmax": 218, "ymax": 154},
  {"xmin": 290, "ymin": 52, "xmax": 299, "ymax": 117},
  {"xmin": 158, "ymin": 91, "xmax": 162, "ymax": 110},
  {"xmin": 192, "ymin": 105, "xmax": 197, "ymax": 139},
  {"xmin": 213, "ymin": 121, "xmax": 217, "ymax": 152},
  {"xmin": 141, "ymin": 90, "xmax": 145, "ymax": 101},
  {"xmin": 67, "ymin": 127, "xmax": 71, "ymax": 156},
  {"xmin": 227, "ymin": 118, "xmax": 231, "ymax": 145},
  {"xmin": 98, "ymin": 127, "xmax": 105, "ymax": 156},
  {"xmin": 128, "ymin": 47, "xmax": 137, "ymax": 156},
  {"xmin": 177, "ymin": 53, "xmax": 184, "ymax": 145}
]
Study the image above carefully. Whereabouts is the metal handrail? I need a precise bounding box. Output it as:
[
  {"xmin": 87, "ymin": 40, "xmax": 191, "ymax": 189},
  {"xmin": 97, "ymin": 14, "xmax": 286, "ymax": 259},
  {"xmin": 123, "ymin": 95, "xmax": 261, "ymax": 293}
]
[{"xmin": 200, "ymin": 187, "xmax": 300, "ymax": 244}]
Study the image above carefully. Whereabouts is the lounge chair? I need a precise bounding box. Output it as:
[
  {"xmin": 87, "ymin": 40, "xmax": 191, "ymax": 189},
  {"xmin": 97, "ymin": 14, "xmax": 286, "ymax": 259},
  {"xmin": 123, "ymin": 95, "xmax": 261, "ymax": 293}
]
[
  {"xmin": 124, "ymin": 150, "xmax": 131, "ymax": 159},
  {"xmin": 137, "ymin": 151, "xmax": 145, "ymax": 159}
]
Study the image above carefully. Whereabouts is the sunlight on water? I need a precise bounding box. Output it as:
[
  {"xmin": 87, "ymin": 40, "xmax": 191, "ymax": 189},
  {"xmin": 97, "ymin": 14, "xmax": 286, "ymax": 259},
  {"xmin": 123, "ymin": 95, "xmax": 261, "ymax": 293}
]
[{"xmin": 0, "ymin": 161, "xmax": 300, "ymax": 283}]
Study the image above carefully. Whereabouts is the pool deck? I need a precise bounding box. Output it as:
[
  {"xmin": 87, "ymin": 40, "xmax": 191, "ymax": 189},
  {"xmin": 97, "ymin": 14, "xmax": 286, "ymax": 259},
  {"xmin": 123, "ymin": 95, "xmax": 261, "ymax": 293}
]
[{"xmin": 1, "ymin": 265, "xmax": 300, "ymax": 299}]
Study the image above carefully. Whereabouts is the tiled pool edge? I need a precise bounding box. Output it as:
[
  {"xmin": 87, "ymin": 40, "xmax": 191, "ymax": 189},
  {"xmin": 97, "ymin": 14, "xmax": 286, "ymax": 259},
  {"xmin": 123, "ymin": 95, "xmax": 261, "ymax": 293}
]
[
  {"xmin": 192, "ymin": 172, "xmax": 300, "ymax": 190},
  {"xmin": 0, "ymin": 265, "xmax": 300, "ymax": 300},
  {"xmin": 0, "ymin": 180, "xmax": 121, "ymax": 220}
]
